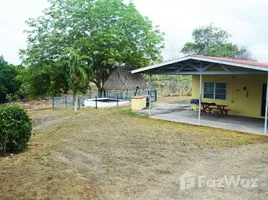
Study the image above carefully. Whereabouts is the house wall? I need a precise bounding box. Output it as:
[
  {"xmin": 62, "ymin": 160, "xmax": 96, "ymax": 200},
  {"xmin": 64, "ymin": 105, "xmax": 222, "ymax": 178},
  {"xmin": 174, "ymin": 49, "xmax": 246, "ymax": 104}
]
[{"xmin": 192, "ymin": 74, "xmax": 267, "ymax": 118}]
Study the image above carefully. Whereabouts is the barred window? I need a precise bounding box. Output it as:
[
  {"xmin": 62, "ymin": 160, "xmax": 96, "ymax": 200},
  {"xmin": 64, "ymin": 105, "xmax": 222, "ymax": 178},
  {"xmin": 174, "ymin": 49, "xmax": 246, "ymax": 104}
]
[{"xmin": 204, "ymin": 82, "xmax": 226, "ymax": 100}]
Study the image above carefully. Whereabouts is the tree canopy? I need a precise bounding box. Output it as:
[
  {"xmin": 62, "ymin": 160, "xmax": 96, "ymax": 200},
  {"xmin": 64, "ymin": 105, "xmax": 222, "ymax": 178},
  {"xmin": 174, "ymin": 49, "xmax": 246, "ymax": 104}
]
[
  {"xmin": 0, "ymin": 56, "xmax": 22, "ymax": 103},
  {"xmin": 21, "ymin": 0, "xmax": 165, "ymax": 98},
  {"xmin": 181, "ymin": 24, "xmax": 255, "ymax": 61}
]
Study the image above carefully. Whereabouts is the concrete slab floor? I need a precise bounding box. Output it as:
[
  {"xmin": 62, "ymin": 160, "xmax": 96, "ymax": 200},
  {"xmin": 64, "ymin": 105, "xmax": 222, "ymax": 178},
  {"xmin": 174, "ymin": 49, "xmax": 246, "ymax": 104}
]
[
  {"xmin": 136, "ymin": 100, "xmax": 191, "ymax": 116},
  {"xmin": 136, "ymin": 101, "xmax": 266, "ymax": 135}
]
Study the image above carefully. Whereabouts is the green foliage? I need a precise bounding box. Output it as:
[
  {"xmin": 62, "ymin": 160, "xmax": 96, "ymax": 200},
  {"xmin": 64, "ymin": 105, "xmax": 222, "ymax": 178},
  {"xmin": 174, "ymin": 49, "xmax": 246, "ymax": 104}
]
[
  {"xmin": 181, "ymin": 24, "xmax": 255, "ymax": 61},
  {"xmin": 59, "ymin": 48, "xmax": 91, "ymax": 95},
  {"xmin": 0, "ymin": 105, "xmax": 32, "ymax": 154},
  {"xmin": 205, "ymin": 43, "xmax": 239, "ymax": 58},
  {"xmin": 182, "ymin": 24, "xmax": 231, "ymax": 55},
  {"xmin": 21, "ymin": 0, "xmax": 165, "ymax": 98},
  {"xmin": 0, "ymin": 56, "xmax": 23, "ymax": 103},
  {"xmin": 149, "ymin": 75, "xmax": 192, "ymax": 96}
]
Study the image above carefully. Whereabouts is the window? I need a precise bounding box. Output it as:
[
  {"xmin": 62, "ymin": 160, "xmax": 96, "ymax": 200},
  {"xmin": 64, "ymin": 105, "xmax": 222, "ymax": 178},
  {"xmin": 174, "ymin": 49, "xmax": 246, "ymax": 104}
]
[{"xmin": 204, "ymin": 82, "xmax": 226, "ymax": 100}]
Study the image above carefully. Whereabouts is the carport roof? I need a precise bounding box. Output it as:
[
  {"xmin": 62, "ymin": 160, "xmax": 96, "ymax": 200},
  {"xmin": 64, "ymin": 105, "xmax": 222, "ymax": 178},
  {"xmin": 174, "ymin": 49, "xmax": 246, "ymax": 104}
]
[{"xmin": 131, "ymin": 55, "xmax": 268, "ymax": 75}]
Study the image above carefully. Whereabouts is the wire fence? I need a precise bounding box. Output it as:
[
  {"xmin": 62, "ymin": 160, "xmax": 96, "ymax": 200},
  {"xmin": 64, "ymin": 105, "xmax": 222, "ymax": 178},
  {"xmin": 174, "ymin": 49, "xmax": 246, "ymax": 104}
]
[{"xmin": 52, "ymin": 90, "xmax": 157, "ymax": 109}]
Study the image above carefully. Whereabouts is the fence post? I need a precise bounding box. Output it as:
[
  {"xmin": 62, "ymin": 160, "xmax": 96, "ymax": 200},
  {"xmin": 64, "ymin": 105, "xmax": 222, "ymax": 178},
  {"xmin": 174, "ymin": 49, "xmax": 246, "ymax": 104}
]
[
  {"xmin": 65, "ymin": 96, "xmax": 67, "ymax": 109},
  {"xmin": 95, "ymin": 96, "xmax": 98, "ymax": 109},
  {"xmin": 117, "ymin": 94, "xmax": 119, "ymax": 107},
  {"xmin": 52, "ymin": 97, "xmax": 54, "ymax": 109},
  {"xmin": 89, "ymin": 93, "xmax": 91, "ymax": 99},
  {"xmin": 155, "ymin": 90, "xmax": 157, "ymax": 102}
]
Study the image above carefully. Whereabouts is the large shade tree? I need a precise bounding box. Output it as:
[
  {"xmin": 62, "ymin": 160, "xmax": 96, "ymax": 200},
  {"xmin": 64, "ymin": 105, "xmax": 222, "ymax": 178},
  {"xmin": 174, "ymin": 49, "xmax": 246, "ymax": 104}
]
[
  {"xmin": 181, "ymin": 24, "xmax": 255, "ymax": 61},
  {"xmin": 21, "ymin": 0, "xmax": 164, "ymax": 98}
]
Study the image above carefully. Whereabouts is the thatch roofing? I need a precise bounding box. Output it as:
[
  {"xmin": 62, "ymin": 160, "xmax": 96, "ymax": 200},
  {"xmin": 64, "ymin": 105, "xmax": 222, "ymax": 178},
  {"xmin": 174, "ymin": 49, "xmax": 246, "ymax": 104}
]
[{"xmin": 103, "ymin": 68, "xmax": 147, "ymax": 90}]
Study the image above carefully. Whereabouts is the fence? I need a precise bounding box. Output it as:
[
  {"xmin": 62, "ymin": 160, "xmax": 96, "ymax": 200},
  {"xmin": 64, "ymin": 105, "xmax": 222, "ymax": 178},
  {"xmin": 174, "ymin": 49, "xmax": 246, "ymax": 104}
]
[
  {"xmin": 106, "ymin": 90, "xmax": 157, "ymax": 100},
  {"xmin": 52, "ymin": 90, "xmax": 157, "ymax": 109}
]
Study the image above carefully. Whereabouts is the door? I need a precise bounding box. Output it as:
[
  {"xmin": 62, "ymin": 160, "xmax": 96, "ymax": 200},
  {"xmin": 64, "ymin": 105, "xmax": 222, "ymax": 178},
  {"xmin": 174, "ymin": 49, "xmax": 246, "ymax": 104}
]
[{"xmin": 261, "ymin": 84, "xmax": 267, "ymax": 117}]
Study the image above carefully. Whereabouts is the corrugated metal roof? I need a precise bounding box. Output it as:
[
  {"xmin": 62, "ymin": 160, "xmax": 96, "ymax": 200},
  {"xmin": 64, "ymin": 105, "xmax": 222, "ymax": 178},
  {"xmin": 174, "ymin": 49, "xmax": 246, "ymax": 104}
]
[
  {"xmin": 191, "ymin": 55, "xmax": 268, "ymax": 69},
  {"xmin": 131, "ymin": 55, "xmax": 268, "ymax": 74}
]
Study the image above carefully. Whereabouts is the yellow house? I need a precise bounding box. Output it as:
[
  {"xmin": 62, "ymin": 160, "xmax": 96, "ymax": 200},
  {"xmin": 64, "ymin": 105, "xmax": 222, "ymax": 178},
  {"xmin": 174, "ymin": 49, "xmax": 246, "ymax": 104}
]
[
  {"xmin": 192, "ymin": 74, "xmax": 267, "ymax": 119},
  {"xmin": 132, "ymin": 55, "xmax": 268, "ymax": 134}
]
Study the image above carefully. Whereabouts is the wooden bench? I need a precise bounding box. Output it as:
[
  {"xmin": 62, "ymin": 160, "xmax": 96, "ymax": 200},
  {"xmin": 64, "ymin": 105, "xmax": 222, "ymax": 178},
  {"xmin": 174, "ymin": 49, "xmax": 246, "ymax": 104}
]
[
  {"xmin": 223, "ymin": 109, "xmax": 231, "ymax": 116},
  {"xmin": 201, "ymin": 103, "xmax": 231, "ymax": 117},
  {"xmin": 209, "ymin": 108, "xmax": 221, "ymax": 117}
]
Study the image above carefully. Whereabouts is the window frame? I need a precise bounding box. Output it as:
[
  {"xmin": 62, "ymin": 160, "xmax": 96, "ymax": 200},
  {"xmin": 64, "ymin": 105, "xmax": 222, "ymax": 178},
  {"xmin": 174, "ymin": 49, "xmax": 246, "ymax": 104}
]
[{"xmin": 203, "ymin": 82, "xmax": 227, "ymax": 100}]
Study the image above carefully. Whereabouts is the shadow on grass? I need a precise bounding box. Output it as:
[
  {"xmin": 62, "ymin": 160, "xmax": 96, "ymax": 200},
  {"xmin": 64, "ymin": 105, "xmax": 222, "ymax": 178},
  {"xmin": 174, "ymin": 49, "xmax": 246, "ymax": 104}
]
[{"xmin": 0, "ymin": 146, "xmax": 31, "ymax": 157}]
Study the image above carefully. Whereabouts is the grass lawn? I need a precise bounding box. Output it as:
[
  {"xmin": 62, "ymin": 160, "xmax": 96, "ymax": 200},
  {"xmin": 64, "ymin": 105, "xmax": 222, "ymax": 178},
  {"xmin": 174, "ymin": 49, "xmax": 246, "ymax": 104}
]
[{"xmin": 1, "ymin": 107, "xmax": 268, "ymax": 199}]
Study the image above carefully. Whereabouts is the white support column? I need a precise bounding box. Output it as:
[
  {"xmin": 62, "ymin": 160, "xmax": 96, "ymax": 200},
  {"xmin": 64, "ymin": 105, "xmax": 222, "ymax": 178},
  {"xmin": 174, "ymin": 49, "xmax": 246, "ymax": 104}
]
[
  {"xmin": 149, "ymin": 74, "xmax": 152, "ymax": 117},
  {"xmin": 264, "ymin": 74, "xmax": 268, "ymax": 134},
  {"xmin": 198, "ymin": 73, "xmax": 203, "ymax": 125}
]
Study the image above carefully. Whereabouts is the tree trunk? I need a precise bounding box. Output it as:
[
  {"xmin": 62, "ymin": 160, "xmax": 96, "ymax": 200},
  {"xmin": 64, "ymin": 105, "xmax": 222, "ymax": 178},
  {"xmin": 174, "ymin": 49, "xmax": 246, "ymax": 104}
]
[
  {"xmin": 98, "ymin": 87, "xmax": 102, "ymax": 98},
  {"xmin": 73, "ymin": 90, "xmax": 78, "ymax": 114},
  {"xmin": 97, "ymin": 79, "xmax": 107, "ymax": 98},
  {"xmin": 103, "ymin": 89, "xmax": 106, "ymax": 98}
]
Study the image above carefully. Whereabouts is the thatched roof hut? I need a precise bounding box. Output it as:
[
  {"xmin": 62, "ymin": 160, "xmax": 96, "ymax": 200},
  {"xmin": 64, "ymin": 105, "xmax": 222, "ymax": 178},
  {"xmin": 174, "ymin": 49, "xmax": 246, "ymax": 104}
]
[{"xmin": 103, "ymin": 68, "xmax": 147, "ymax": 90}]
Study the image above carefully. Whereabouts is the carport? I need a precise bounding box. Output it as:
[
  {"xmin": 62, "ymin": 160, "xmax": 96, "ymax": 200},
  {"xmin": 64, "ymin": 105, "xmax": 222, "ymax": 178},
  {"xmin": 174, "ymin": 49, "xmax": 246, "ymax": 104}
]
[{"xmin": 132, "ymin": 55, "xmax": 268, "ymax": 134}]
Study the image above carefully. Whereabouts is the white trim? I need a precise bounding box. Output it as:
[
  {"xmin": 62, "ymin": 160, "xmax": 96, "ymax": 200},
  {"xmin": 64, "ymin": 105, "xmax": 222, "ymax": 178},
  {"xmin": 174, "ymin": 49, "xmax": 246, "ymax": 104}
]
[
  {"xmin": 131, "ymin": 56, "xmax": 191, "ymax": 74},
  {"xmin": 151, "ymin": 71, "xmax": 267, "ymax": 75},
  {"xmin": 131, "ymin": 56, "xmax": 268, "ymax": 74}
]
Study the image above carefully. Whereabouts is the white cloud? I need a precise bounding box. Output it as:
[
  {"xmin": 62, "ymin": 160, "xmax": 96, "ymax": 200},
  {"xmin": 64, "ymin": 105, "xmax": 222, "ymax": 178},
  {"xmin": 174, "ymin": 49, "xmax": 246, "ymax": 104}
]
[
  {"xmin": 0, "ymin": 0, "xmax": 49, "ymax": 64},
  {"xmin": 0, "ymin": 0, "xmax": 268, "ymax": 64},
  {"xmin": 133, "ymin": 0, "xmax": 268, "ymax": 62}
]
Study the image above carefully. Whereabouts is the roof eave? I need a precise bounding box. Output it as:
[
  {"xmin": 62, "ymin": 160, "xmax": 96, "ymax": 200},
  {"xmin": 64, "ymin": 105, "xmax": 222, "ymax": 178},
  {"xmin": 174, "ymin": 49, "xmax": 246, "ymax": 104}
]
[{"xmin": 131, "ymin": 56, "xmax": 268, "ymax": 74}]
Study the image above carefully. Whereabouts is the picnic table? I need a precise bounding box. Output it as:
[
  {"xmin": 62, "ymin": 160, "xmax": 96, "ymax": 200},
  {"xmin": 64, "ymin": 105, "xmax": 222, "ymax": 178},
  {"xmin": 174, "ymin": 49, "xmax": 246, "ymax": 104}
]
[{"xmin": 201, "ymin": 102, "xmax": 230, "ymax": 117}]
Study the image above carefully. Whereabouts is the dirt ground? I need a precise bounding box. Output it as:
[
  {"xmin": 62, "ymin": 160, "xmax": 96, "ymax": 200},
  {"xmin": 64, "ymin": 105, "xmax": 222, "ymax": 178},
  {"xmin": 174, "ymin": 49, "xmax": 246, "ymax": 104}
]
[{"xmin": 1, "ymin": 107, "xmax": 268, "ymax": 200}]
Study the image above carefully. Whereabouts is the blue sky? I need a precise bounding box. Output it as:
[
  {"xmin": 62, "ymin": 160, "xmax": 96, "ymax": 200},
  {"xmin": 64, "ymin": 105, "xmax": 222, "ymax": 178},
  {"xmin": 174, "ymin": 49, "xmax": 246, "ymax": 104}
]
[{"xmin": 1, "ymin": 0, "xmax": 268, "ymax": 64}]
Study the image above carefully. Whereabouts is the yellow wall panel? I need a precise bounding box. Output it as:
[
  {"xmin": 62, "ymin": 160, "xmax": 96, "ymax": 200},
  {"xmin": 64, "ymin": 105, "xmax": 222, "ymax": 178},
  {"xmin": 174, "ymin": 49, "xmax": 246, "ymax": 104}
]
[{"xmin": 192, "ymin": 75, "xmax": 266, "ymax": 118}]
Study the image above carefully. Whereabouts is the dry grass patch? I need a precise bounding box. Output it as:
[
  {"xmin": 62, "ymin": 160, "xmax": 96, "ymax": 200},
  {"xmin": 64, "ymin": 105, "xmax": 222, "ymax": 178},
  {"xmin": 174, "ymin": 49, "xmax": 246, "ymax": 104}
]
[{"xmin": 0, "ymin": 107, "xmax": 268, "ymax": 200}]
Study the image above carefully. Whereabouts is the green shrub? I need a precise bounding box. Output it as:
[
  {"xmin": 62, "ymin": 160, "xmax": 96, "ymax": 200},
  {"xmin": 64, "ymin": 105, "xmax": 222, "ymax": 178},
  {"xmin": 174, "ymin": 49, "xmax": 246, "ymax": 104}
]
[{"xmin": 0, "ymin": 105, "xmax": 32, "ymax": 154}]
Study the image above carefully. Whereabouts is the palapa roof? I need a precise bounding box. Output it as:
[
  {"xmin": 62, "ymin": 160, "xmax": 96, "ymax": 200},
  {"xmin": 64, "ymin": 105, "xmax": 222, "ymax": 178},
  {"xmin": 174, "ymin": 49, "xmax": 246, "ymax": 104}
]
[{"xmin": 103, "ymin": 68, "xmax": 147, "ymax": 90}]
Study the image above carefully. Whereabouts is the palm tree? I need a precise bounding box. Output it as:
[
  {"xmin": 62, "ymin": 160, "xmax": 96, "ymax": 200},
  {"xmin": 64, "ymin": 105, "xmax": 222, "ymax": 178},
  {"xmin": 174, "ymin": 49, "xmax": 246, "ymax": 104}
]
[{"xmin": 60, "ymin": 48, "xmax": 91, "ymax": 113}]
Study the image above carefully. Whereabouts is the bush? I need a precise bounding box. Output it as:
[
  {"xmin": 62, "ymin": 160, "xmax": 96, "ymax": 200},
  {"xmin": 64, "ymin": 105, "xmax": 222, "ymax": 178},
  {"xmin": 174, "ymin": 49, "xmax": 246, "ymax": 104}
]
[{"xmin": 0, "ymin": 105, "xmax": 32, "ymax": 154}]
